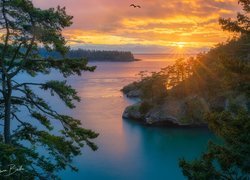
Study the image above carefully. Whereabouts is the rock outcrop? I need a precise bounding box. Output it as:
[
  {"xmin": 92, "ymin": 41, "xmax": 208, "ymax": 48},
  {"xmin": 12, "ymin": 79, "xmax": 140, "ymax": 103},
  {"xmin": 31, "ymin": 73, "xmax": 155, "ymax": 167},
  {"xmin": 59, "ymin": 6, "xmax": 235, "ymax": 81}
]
[
  {"xmin": 123, "ymin": 96, "xmax": 210, "ymax": 126},
  {"xmin": 122, "ymin": 88, "xmax": 250, "ymax": 127},
  {"xmin": 121, "ymin": 82, "xmax": 142, "ymax": 98}
]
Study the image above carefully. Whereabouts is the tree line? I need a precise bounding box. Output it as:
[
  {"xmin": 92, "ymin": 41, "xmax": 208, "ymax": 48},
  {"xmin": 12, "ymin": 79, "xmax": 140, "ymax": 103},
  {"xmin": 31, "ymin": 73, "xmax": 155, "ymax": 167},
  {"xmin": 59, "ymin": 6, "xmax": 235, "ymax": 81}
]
[{"xmin": 39, "ymin": 48, "xmax": 135, "ymax": 62}]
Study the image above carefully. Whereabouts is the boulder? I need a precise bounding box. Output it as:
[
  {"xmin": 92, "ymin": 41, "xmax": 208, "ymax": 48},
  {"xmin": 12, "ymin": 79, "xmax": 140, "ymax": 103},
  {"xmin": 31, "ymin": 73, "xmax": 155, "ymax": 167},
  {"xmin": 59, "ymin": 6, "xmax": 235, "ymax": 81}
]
[{"xmin": 122, "ymin": 103, "xmax": 143, "ymax": 121}]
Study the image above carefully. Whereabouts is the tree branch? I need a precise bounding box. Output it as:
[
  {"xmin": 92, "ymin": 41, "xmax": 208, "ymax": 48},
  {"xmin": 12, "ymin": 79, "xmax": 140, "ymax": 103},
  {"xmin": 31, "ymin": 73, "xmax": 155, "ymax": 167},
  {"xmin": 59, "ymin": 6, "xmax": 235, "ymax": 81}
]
[
  {"xmin": 12, "ymin": 113, "xmax": 28, "ymax": 127},
  {"xmin": 10, "ymin": 36, "xmax": 36, "ymax": 78},
  {"xmin": 1, "ymin": 0, "xmax": 10, "ymax": 77},
  {"xmin": 12, "ymin": 82, "xmax": 45, "ymax": 89},
  {"xmin": 7, "ymin": 42, "xmax": 24, "ymax": 72}
]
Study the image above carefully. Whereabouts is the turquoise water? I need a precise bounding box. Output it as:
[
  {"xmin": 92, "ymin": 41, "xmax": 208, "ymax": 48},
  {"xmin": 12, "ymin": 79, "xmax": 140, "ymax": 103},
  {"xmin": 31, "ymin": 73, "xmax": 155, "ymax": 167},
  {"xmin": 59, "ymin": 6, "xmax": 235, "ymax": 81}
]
[{"xmin": 17, "ymin": 55, "xmax": 215, "ymax": 179}]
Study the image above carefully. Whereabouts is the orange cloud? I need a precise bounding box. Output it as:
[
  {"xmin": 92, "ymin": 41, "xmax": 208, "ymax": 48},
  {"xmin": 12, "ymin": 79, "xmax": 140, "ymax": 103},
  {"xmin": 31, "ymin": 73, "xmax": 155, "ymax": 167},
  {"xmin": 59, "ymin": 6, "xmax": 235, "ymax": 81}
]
[{"xmin": 33, "ymin": 0, "xmax": 240, "ymax": 52}]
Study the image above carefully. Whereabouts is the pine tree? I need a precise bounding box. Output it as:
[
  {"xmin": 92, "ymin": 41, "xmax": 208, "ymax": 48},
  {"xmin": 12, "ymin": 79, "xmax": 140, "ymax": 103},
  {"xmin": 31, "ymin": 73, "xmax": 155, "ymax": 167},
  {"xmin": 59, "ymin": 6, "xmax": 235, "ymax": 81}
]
[
  {"xmin": 179, "ymin": 110, "xmax": 250, "ymax": 179},
  {"xmin": 179, "ymin": 1, "xmax": 250, "ymax": 179},
  {"xmin": 0, "ymin": 0, "xmax": 98, "ymax": 178}
]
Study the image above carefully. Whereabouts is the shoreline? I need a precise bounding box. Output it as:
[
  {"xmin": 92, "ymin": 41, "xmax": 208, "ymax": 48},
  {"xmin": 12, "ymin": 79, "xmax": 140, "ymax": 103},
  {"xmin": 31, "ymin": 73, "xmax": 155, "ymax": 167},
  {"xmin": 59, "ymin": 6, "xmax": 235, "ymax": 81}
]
[{"xmin": 123, "ymin": 116, "xmax": 209, "ymax": 129}]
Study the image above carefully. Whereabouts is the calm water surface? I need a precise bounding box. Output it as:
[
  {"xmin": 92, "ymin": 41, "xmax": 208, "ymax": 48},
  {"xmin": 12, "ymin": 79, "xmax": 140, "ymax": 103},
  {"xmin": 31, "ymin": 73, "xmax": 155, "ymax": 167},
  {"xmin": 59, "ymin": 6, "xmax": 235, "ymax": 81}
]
[
  {"xmin": 59, "ymin": 54, "xmax": 214, "ymax": 180},
  {"xmin": 22, "ymin": 54, "xmax": 214, "ymax": 180}
]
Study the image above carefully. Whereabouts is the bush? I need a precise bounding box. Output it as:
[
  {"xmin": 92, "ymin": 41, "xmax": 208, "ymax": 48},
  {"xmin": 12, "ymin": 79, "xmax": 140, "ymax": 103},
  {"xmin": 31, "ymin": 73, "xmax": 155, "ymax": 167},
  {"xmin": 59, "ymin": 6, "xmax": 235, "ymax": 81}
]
[{"xmin": 139, "ymin": 101, "xmax": 153, "ymax": 115}]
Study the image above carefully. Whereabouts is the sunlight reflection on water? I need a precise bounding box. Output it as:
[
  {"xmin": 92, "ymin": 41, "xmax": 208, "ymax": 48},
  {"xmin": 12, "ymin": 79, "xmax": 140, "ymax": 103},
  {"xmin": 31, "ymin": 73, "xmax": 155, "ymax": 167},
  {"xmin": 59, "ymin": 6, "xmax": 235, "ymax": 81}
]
[
  {"xmin": 58, "ymin": 55, "xmax": 214, "ymax": 180},
  {"xmin": 15, "ymin": 55, "xmax": 214, "ymax": 180}
]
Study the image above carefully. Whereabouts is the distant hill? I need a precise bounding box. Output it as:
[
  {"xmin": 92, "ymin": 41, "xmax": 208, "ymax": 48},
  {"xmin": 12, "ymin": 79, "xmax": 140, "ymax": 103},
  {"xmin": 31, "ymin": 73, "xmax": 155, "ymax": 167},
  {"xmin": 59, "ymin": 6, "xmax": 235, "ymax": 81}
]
[{"xmin": 39, "ymin": 48, "xmax": 136, "ymax": 62}]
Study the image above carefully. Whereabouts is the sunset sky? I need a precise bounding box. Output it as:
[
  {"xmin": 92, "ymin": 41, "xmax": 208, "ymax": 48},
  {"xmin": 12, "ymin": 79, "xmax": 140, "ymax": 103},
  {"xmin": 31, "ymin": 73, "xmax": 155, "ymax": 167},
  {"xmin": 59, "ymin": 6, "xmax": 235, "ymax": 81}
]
[{"xmin": 33, "ymin": 0, "xmax": 240, "ymax": 53}]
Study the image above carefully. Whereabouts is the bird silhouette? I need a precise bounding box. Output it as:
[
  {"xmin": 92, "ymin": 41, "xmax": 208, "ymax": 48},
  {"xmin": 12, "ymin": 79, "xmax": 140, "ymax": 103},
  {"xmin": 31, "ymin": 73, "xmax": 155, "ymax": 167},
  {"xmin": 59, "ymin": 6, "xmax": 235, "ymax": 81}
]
[{"xmin": 130, "ymin": 4, "xmax": 141, "ymax": 8}]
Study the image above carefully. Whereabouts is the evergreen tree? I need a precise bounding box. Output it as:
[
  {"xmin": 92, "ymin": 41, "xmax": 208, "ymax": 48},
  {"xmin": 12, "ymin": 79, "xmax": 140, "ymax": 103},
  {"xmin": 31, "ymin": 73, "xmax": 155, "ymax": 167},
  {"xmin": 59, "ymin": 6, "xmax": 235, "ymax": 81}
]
[
  {"xmin": 179, "ymin": 1, "xmax": 250, "ymax": 179},
  {"xmin": 179, "ymin": 110, "xmax": 250, "ymax": 179},
  {"xmin": 0, "ymin": 0, "xmax": 98, "ymax": 178}
]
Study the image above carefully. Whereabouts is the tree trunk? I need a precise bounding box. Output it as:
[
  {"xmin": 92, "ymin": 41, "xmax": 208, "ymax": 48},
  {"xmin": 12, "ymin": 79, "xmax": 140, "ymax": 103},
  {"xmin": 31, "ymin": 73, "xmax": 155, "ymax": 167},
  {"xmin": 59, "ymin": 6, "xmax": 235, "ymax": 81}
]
[
  {"xmin": 4, "ymin": 79, "xmax": 12, "ymax": 144},
  {"xmin": 4, "ymin": 96, "xmax": 11, "ymax": 144}
]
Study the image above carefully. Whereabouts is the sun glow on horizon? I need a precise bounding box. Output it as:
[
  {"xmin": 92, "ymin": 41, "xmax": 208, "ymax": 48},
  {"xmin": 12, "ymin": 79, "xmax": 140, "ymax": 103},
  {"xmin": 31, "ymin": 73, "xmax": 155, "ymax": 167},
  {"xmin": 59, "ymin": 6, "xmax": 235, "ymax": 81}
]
[
  {"xmin": 33, "ymin": 0, "xmax": 239, "ymax": 53},
  {"xmin": 176, "ymin": 42, "xmax": 185, "ymax": 49}
]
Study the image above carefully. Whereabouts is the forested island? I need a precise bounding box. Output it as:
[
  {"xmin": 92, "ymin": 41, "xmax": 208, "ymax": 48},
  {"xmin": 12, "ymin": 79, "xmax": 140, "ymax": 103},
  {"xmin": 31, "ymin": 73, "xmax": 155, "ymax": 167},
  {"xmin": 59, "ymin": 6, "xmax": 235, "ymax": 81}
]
[{"xmin": 39, "ymin": 48, "xmax": 136, "ymax": 62}]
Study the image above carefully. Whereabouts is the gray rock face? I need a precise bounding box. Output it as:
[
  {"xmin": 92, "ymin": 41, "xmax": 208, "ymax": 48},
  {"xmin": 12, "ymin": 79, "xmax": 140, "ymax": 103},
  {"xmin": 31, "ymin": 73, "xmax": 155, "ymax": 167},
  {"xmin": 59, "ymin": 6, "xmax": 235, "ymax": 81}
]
[
  {"xmin": 144, "ymin": 96, "xmax": 209, "ymax": 126},
  {"xmin": 123, "ymin": 96, "xmax": 210, "ymax": 126}
]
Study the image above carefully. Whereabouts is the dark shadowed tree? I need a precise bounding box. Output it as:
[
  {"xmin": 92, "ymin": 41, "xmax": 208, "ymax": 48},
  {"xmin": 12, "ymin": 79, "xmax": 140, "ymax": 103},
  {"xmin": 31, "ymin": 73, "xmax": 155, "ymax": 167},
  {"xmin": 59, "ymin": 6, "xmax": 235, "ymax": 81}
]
[
  {"xmin": 179, "ymin": 1, "xmax": 250, "ymax": 179},
  {"xmin": 0, "ymin": 0, "xmax": 98, "ymax": 178},
  {"xmin": 179, "ymin": 110, "xmax": 250, "ymax": 179},
  {"xmin": 219, "ymin": 0, "xmax": 250, "ymax": 35}
]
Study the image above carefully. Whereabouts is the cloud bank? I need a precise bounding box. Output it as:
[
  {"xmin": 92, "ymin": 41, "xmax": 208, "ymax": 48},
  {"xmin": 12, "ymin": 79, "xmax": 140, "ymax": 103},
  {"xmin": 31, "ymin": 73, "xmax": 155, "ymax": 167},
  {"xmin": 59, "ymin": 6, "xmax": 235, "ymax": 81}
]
[{"xmin": 33, "ymin": 0, "xmax": 240, "ymax": 53}]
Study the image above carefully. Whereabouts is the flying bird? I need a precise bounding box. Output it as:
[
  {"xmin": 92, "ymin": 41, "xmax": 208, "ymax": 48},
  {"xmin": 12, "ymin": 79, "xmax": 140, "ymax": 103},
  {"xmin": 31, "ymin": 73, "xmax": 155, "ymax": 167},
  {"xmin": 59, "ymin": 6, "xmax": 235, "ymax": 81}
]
[{"xmin": 130, "ymin": 4, "xmax": 141, "ymax": 8}]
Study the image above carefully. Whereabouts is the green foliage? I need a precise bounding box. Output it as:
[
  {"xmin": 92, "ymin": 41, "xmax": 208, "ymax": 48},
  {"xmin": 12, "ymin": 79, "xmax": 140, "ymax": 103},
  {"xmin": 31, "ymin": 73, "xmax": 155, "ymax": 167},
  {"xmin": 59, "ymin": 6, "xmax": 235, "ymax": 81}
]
[
  {"xmin": 0, "ymin": 0, "xmax": 98, "ymax": 178},
  {"xmin": 139, "ymin": 71, "xmax": 167, "ymax": 102},
  {"xmin": 139, "ymin": 101, "xmax": 153, "ymax": 115},
  {"xmin": 167, "ymin": 35, "xmax": 250, "ymax": 99},
  {"xmin": 42, "ymin": 80, "xmax": 80, "ymax": 108},
  {"xmin": 132, "ymin": 58, "xmax": 195, "ymax": 102},
  {"xmin": 180, "ymin": 2, "xmax": 250, "ymax": 179},
  {"xmin": 180, "ymin": 110, "xmax": 250, "ymax": 179},
  {"xmin": 31, "ymin": 112, "xmax": 53, "ymax": 131}
]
